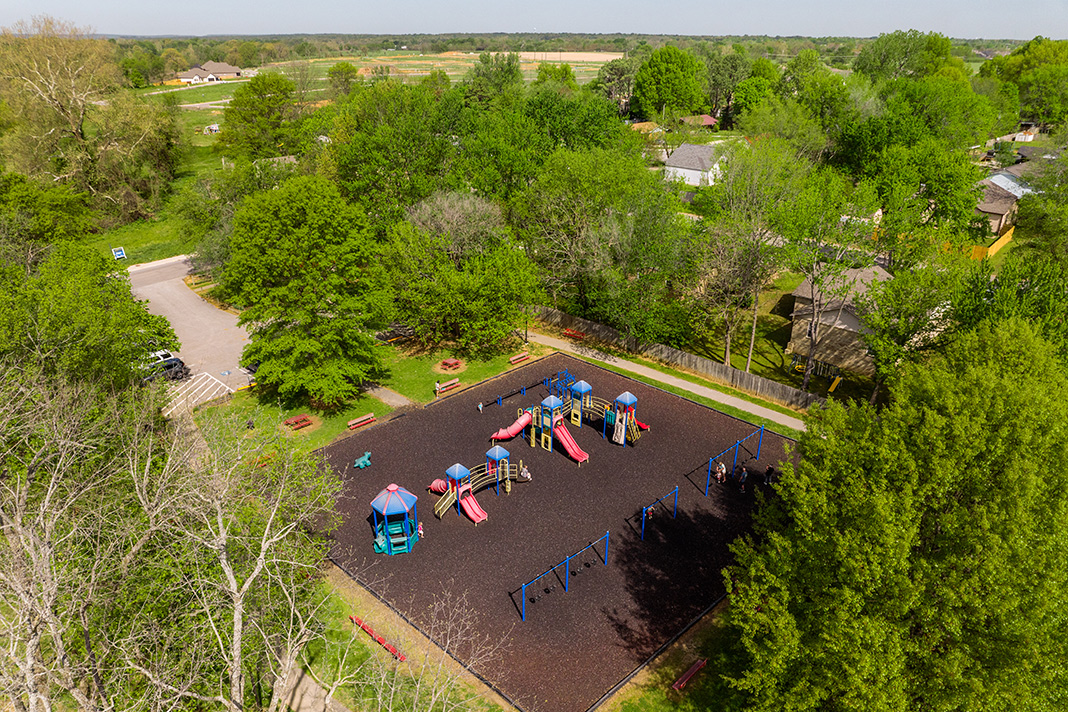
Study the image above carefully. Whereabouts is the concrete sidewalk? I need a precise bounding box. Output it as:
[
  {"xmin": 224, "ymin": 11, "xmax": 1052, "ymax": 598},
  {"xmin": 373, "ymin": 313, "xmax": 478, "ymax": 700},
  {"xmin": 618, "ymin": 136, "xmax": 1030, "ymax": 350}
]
[{"xmin": 527, "ymin": 333, "xmax": 807, "ymax": 434}]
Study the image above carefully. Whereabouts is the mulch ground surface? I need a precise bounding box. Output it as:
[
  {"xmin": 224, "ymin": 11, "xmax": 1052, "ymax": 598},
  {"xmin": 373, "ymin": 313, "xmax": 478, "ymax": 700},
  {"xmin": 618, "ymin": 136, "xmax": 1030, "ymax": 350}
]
[{"xmin": 323, "ymin": 353, "xmax": 794, "ymax": 712}]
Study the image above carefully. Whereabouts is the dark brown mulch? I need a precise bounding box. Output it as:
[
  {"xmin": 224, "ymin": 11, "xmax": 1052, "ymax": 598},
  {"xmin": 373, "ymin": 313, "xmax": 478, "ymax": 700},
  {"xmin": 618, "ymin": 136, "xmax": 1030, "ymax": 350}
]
[{"xmin": 323, "ymin": 353, "xmax": 794, "ymax": 712}]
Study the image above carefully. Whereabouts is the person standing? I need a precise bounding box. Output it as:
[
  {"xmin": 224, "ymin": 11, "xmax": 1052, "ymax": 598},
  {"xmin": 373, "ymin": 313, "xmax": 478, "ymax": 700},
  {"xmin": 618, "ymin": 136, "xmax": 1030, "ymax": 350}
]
[{"xmin": 739, "ymin": 466, "xmax": 748, "ymax": 493}]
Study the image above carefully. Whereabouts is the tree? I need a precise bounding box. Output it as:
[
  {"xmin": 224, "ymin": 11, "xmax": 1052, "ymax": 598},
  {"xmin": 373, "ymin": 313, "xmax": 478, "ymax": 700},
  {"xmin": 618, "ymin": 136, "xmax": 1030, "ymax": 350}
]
[
  {"xmin": 0, "ymin": 172, "xmax": 93, "ymax": 264},
  {"xmin": 632, "ymin": 46, "xmax": 706, "ymax": 120},
  {"xmin": 218, "ymin": 72, "xmax": 297, "ymax": 159},
  {"xmin": 223, "ymin": 176, "xmax": 391, "ymax": 408},
  {"xmin": 853, "ymin": 30, "xmax": 967, "ymax": 83},
  {"xmin": 591, "ymin": 56, "xmax": 640, "ymax": 115},
  {"xmin": 1015, "ymin": 151, "xmax": 1068, "ymax": 268},
  {"xmin": 516, "ymin": 146, "xmax": 690, "ymax": 342},
  {"xmin": 698, "ymin": 47, "xmax": 751, "ymax": 121},
  {"xmin": 776, "ymin": 167, "xmax": 880, "ymax": 389},
  {"xmin": 854, "ymin": 259, "xmax": 963, "ymax": 402},
  {"xmin": 736, "ymin": 95, "xmax": 828, "ymax": 160},
  {"xmin": 327, "ymin": 61, "xmax": 360, "ymax": 98},
  {"xmin": 695, "ymin": 139, "xmax": 807, "ymax": 370},
  {"xmin": 731, "ymin": 76, "xmax": 774, "ymax": 117},
  {"xmin": 532, "ymin": 62, "xmax": 577, "ymax": 90},
  {"xmin": 725, "ymin": 318, "xmax": 1068, "ymax": 711},
  {"xmin": 0, "ymin": 17, "xmax": 180, "ymax": 222},
  {"xmin": 0, "ymin": 242, "xmax": 177, "ymax": 389},
  {"xmin": 1018, "ymin": 63, "xmax": 1068, "ymax": 125},
  {"xmin": 464, "ymin": 52, "xmax": 522, "ymax": 105}
]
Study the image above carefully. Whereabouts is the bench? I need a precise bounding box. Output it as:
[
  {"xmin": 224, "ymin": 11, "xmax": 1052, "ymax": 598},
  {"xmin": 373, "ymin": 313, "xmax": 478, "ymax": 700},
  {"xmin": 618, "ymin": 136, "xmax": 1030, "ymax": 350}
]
[
  {"xmin": 509, "ymin": 351, "xmax": 530, "ymax": 365},
  {"xmin": 441, "ymin": 358, "xmax": 461, "ymax": 370},
  {"xmin": 348, "ymin": 413, "xmax": 376, "ymax": 430},
  {"xmin": 354, "ymin": 451, "xmax": 372, "ymax": 469},
  {"xmin": 284, "ymin": 413, "xmax": 310, "ymax": 427},
  {"xmin": 671, "ymin": 659, "xmax": 707, "ymax": 691},
  {"xmin": 563, "ymin": 328, "xmax": 586, "ymax": 340},
  {"xmin": 291, "ymin": 419, "xmax": 313, "ymax": 430},
  {"xmin": 436, "ymin": 378, "xmax": 460, "ymax": 395}
]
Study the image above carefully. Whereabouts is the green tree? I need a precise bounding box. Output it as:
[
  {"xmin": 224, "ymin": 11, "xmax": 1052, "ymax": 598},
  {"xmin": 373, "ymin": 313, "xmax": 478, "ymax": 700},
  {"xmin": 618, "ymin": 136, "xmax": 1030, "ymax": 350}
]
[
  {"xmin": 0, "ymin": 172, "xmax": 93, "ymax": 263},
  {"xmin": 732, "ymin": 76, "xmax": 774, "ymax": 117},
  {"xmin": 1015, "ymin": 151, "xmax": 1068, "ymax": 268},
  {"xmin": 218, "ymin": 71, "xmax": 297, "ymax": 159},
  {"xmin": 1018, "ymin": 63, "xmax": 1068, "ymax": 125},
  {"xmin": 0, "ymin": 17, "xmax": 180, "ymax": 222},
  {"xmin": 0, "ymin": 242, "xmax": 177, "ymax": 389},
  {"xmin": 532, "ymin": 62, "xmax": 578, "ymax": 90},
  {"xmin": 854, "ymin": 29, "xmax": 967, "ymax": 82},
  {"xmin": 591, "ymin": 56, "xmax": 640, "ymax": 115},
  {"xmin": 726, "ymin": 318, "xmax": 1068, "ymax": 711},
  {"xmin": 223, "ymin": 176, "xmax": 391, "ymax": 408},
  {"xmin": 326, "ymin": 61, "xmax": 360, "ymax": 98},
  {"xmin": 632, "ymin": 45, "xmax": 706, "ymax": 120},
  {"xmin": 464, "ymin": 52, "xmax": 523, "ymax": 105}
]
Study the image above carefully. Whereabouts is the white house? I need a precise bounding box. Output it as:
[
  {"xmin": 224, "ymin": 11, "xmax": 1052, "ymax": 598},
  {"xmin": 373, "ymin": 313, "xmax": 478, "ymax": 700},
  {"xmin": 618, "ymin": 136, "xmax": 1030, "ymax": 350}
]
[{"xmin": 663, "ymin": 143, "xmax": 726, "ymax": 187}]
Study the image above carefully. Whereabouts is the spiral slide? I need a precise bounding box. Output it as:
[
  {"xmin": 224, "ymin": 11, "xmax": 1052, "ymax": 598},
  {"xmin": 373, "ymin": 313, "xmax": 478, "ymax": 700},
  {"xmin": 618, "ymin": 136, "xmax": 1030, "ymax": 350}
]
[
  {"xmin": 553, "ymin": 420, "xmax": 590, "ymax": 464},
  {"xmin": 491, "ymin": 410, "xmax": 532, "ymax": 440}
]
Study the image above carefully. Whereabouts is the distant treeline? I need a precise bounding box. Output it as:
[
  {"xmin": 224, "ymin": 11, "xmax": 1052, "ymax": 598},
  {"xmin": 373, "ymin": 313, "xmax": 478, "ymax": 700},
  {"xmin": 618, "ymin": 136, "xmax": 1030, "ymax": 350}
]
[{"xmin": 110, "ymin": 32, "xmax": 1023, "ymax": 86}]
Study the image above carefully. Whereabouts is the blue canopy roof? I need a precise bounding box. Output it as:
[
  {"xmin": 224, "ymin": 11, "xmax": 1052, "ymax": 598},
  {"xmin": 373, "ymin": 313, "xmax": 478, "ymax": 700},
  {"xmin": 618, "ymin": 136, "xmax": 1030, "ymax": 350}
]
[
  {"xmin": 542, "ymin": 395, "xmax": 563, "ymax": 409},
  {"xmin": 445, "ymin": 463, "xmax": 470, "ymax": 482},
  {"xmin": 571, "ymin": 380, "xmax": 592, "ymax": 395},
  {"xmin": 615, "ymin": 391, "xmax": 637, "ymax": 406},
  {"xmin": 486, "ymin": 445, "xmax": 510, "ymax": 461},
  {"xmin": 370, "ymin": 483, "xmax": 418, "ymax": 515}
]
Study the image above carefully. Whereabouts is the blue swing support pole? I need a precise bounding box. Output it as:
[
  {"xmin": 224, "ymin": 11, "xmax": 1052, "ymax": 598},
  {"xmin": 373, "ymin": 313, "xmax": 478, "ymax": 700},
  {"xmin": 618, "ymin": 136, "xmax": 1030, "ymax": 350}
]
[
  {"xmin": 517, "ymin": 531, "xmax": 610, "ymax": 621},
  {"xmin": 640, "ymin": 486, "xmax": 679, "ymax": 541},
  {"xmin": 704, "ymin": 426, "xmax": 766, "ymax": 495}
]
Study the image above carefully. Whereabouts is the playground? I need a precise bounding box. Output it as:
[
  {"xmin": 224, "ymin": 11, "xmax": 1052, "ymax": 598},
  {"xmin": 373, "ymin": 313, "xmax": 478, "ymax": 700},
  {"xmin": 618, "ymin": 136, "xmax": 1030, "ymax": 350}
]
[{"xmin": 322, "ymin": 353, "xmax": 793, "ymax": 712}]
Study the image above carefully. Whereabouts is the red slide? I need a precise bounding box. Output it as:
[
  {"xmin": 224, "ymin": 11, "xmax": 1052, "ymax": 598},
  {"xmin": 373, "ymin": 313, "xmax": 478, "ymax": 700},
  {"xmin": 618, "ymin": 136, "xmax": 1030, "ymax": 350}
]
[
  {"xmin": 553, "ymin": 420, "xmax": 590, "ymax": 464},
  {"xmin": 491, "ymin": 410, "xmax": 532, "ymax": 440},
  {"xmin": 458, "ymin": 486, "xmax": 488, "ymax": 524}
]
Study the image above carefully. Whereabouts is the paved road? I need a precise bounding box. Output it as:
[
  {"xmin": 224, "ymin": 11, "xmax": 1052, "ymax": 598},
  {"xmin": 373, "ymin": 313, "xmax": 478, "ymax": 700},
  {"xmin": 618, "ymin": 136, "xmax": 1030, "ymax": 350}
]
[
  {"xmin": 527, "ymin": 333, "xmax": 807, "ymax": 433},
  {"xmin": 129, "ymin": 255, "xmax": 251, "ymax": 414}
]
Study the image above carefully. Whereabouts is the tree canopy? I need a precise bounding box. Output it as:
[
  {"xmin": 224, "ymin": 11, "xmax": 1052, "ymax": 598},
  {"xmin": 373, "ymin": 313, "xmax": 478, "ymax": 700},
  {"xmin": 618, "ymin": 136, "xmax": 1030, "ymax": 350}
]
[{"xmin": 633, "ymin": 45, "xmax": 706, "ymax": 120}]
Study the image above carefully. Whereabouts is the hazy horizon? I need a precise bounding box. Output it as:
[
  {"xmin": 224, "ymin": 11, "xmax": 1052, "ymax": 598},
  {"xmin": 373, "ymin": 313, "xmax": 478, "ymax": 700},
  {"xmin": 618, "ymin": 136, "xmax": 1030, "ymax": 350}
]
[{"xmin": 1, "ymin": 0, "xmax": 1065, "ymax": 41}]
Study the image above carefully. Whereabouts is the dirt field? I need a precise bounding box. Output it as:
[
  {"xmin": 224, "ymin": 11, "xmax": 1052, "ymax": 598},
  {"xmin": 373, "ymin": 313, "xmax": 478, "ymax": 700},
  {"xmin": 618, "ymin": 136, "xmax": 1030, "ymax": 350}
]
[{"xmin": 322, "ymin": 353, "xmax": 793, "ymax": 712}]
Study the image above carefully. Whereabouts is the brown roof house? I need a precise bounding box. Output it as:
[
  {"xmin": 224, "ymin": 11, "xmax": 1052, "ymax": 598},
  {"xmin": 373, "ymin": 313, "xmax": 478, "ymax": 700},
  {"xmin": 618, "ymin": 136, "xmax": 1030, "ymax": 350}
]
[
  {"xmin": 787, "ymin": 266, "xmax": 892, "ymax": 376},
  {"xmin": 177, "ymin": 61, "xmax": 243, "ymax": 84}
]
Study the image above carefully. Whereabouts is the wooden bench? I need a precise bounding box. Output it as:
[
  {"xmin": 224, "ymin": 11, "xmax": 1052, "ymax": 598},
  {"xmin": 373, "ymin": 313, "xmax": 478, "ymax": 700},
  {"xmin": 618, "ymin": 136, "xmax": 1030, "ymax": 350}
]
[
  {"xmin": 347, "ymin": 413, "xmax": 376, "ymax": 430},
  {"xmin": 436, "ymin": 378, "xmax": 460, "ymax": 395},
  {"xmin": 671, "ymin": 659, "xmax": 707, "ymax": 691},
  {"xmin": 284, "ymin": 413, "xmax": 309, "ymax": 427},
  {"xmin": 291, "ymin": 419, "xmax": 313, "ymax": 431},
  {"xmin": 353, "ymin": 451, "xmax": 372, "ymax": 469},
  {"xmin": 509, "ymin": 351, "xmax": 530, "ymax": 365},
  {"xmin": 441, "ymin": 358, "xmax": 461, "ymax": 370},
  {"xmin": 562, "ymin": 328, "xmax": 586, "ymax": 340}
]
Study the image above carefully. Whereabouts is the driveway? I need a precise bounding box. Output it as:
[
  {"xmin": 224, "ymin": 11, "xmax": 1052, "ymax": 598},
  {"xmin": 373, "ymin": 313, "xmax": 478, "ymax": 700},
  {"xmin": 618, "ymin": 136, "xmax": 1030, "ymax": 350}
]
[{"xmin": 129, "ymin": 255, "xmax": 251, "ymax": 414}]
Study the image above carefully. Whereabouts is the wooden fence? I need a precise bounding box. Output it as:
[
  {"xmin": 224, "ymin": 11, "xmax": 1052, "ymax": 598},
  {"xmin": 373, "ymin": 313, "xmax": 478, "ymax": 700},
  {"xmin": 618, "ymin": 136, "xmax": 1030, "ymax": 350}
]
[
  {"xmin": 971, "ymin": 226, "xmax": 1015, "ymax": 260},
  {"xmin": 535, "ymin": 307, "xmax": 825, "ymax": 411}
]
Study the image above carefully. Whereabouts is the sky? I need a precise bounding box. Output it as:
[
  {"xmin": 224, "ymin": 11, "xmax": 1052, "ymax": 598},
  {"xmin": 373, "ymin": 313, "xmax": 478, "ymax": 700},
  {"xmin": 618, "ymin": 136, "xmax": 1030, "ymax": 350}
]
[{"xmin": 1, "ymin": 0, "xmax": 1065, "ymax": 40}]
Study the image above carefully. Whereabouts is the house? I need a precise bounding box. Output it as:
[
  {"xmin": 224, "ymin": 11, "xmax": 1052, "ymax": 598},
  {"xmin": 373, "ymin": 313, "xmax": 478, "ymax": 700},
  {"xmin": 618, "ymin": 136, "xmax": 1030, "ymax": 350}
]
[
  {"xmin": 786, "ymin": 266, "xmax": 893, "ymax": 376},
  {"xmin": 177, "ymin": 61, "xmax": 243, "ymax": 84},
  {"xmin": 976, "ymin": 180, "xmax": 1019, "ymax": 236},
  {"xmin": 681, "ymin": 114, "xmax": 718, "ymax": 129},
  {"xmin": 663, "ymin": 142, "xmax": 726, "ymax": 187}
]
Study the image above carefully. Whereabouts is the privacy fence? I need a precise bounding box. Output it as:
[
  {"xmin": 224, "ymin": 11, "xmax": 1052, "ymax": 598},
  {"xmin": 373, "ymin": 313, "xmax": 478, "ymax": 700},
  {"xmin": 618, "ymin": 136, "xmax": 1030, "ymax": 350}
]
[{"xmin": 535, "ymin": 306, "xmax": 825, "ymax": 411}]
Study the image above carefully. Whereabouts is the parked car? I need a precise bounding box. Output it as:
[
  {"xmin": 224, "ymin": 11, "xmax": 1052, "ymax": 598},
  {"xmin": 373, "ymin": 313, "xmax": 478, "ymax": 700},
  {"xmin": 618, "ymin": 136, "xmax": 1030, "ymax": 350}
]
[{"xmin": 143, "ymin": 356, "xmax": 191, "ymax": 383}]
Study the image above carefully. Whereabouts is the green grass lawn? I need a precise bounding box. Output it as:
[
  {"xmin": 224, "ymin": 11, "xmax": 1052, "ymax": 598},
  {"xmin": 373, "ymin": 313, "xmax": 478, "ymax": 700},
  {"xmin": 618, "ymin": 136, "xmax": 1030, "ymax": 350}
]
[
  {"xmin": 380, "ymin": 342, "xmax": 551, "ymax": 404},
  {"xmin": 603, "ymin": 607, "xmax": 745, "ymax": 712},
  {"xmin": 193, "ymin": 389, "xmax": 393, "ymax": 454},
  {"xmin": 145, "ymin": 81, "xmax": 245, "ymax": 105}
]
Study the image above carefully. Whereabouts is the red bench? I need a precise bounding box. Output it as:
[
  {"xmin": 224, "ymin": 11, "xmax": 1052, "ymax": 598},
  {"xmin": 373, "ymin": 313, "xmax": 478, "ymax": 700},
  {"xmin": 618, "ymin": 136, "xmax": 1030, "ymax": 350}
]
[
  {"xmin": 563, "ymin": 328, "xmax": 586, "ymax": 340},
  {"xmin": 509, "ymin": 351, "xmax": 530, "ymax": 365},
  {"xmin": 671, "ymin": 659, "xmax": 707, "ymax": 691},
  {"xmin": 436, "ymin": 378, "xmax": 460, "ymax": 395},
  {"xmin": 291, "ymin": 419, "xmax": 312, "ymax": 430},
  {"xmin": 441, "ymin": 358, "xmax": 461, "ymax": 370},
  {"xmin": 284, "ymin": 414, "xmax": 309, "ymax": 426},
  {"xmin": 348, "ymin": 413, "xmax": 376, "ymax": 430}
]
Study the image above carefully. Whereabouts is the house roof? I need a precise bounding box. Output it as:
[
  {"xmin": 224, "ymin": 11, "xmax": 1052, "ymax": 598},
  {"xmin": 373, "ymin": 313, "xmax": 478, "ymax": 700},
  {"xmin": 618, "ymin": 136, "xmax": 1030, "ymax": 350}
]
[
  {"xmin": 1017, "ymin": 145, "xmax": 1060, "ymax": 160},
  {"xmin": 177, "ymin": 67, "xmax": 213, "ymax": 80},
  {"xmin": 630, "ymin": 121, "xmax": 663, "ymax": 135},
  {"xmin": 681, "ymin": 114, "xmax": 718, "ymax": 127},
  {"xmin": 988, "ymin": 172, "xmax": 1032, "ymax": 199},
  {"xmin": 665, "ymin": 143, "xmax": 721, "ymax": 172},
  {"xmin": 201, "ymin": 60, "xmax": 242, "ymax": 74},
  {"xmin": 976, "ymin": 180, "xmax": 1018, "ymax": 216},
  {"xmin": 791, "ymin": 266, "xmax": 892, "ymax": 319}
]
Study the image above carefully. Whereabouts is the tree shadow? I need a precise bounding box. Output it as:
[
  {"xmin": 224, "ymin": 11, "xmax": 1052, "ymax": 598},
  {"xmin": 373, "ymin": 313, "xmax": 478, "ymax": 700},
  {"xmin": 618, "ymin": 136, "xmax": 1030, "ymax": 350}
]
[{"xmin": 601, "ymin": 503, "xmax": 748, "ymax": 661}]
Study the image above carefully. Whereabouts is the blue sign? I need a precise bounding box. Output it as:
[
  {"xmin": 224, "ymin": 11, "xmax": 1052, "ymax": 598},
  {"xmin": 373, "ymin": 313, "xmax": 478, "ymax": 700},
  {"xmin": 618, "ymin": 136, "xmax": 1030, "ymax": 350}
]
[{"xmin": 112, "ymin": 247, "xmax": 126, "ymax": 259}]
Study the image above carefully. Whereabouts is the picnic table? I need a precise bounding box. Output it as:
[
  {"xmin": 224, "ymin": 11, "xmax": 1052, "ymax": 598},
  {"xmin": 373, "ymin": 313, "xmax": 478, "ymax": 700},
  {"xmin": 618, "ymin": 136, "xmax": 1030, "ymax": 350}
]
[{"xmin": 441, "ymin": 358, "xmax": 461, "ymax": 370}]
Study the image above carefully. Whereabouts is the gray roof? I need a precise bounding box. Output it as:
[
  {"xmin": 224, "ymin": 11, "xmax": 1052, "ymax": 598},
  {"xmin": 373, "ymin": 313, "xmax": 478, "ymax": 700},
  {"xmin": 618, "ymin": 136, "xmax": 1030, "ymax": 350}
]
[
  {"xmin": 792, "ymin": 266, "xmax": 892, "ymax": 318},
  {"xmin": 988, "ymin": 172, "xmax": 1032, "ymax": 199},
  {"xmin": 665, "ymin": 143, "xmax": 721, "ymax": 172},
  {"xmin": 977, "ymin": 180, "xmax": 1017, "ymax": 216}
]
